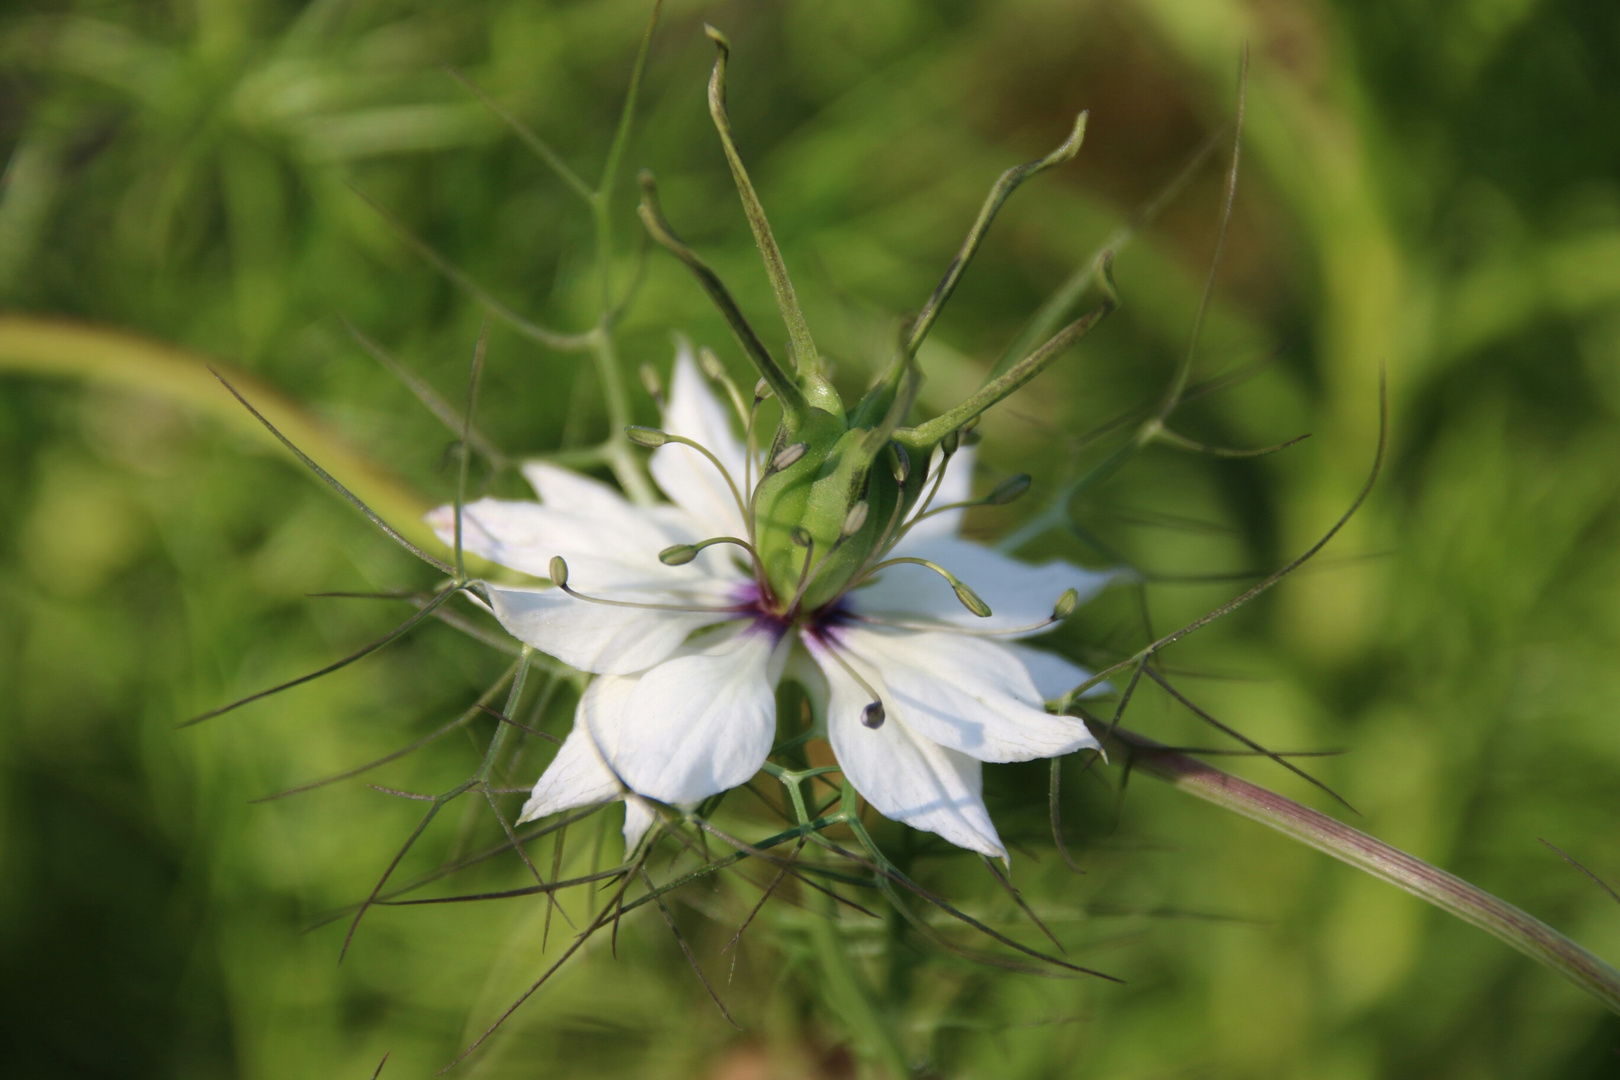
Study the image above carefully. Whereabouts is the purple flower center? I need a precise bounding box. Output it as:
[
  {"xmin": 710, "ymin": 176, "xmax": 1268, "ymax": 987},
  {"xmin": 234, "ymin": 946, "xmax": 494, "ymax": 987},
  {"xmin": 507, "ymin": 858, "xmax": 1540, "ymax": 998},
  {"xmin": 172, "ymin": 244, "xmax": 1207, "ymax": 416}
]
[{"xmin": 731, "ymin": 581, "xmax": 852, "ymax": 644}]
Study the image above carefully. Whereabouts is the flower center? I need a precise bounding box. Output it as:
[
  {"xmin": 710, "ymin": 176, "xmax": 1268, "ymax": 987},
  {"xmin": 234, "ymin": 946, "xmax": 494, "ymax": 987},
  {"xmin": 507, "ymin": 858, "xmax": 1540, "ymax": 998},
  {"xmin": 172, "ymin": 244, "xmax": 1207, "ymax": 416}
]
[{"xmin": 730, "ymin": 579, "xmax": 854, "ymax": 641}]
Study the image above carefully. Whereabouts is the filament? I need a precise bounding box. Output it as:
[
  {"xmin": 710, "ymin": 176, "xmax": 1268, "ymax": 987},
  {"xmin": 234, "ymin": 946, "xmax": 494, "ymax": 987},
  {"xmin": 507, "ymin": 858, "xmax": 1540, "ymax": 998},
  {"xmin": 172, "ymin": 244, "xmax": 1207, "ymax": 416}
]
[
  {"xmin": 661, "ymin": 433, "xmax": 750, "ymax": 531},
  {"xmin": 556, "ymin": 580, "xmax": 745, "ymax": 615},
  {"xmin": 819, "ymin": 641, "xmax": 887, "ymax": 730},
  {"xmin": 847, "ymin": 611, "xmax": 1062, "ymax": 637}
]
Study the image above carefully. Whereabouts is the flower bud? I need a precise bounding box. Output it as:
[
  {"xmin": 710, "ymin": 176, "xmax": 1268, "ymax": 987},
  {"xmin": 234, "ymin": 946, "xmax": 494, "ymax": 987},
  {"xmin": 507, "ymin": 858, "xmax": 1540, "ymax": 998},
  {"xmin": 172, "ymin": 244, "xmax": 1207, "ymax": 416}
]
[
  {"xmin": 627, "ymin": 426, "xmax": 669, "ymax": 447},
  {"xmin": 549, "ymin": 556, "xmax": 569, "ymax": 588},
  {"xmin": 988, "ymin": 473, "xmax": 1032, "ymax": 505},
  {"xmin": 659, "ymin": 544, "xmax": 698, "ymax": 566}
]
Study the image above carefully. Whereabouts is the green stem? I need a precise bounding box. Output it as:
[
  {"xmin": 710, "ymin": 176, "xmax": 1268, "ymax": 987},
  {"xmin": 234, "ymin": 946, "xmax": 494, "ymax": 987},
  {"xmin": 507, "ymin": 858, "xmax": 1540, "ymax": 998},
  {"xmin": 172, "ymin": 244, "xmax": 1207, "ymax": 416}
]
[
  {"xmin": 477, "ymin": 647, "xmax": 533, "ymax": 784},
  {"xmin": 576, "ymin": 0, "xmax": 665, "ymax": 507},
  {"xmin": 906, "ymin": 112, "xmax": 1087, "ymax": 358},
  {"xmin": 1097, "ymin": 723, "xmax": 1620, "ymax": 1016},
  {"xmin": 636, "ymin": 172, "xmax": 806, "ymax": 416},
  {"xmin": 589, "ymin": 165, "xmax": 651, "ymax": 504},
  {"xmin": 0, "ymin": 315, "xmax": 442, "ymax": 547},
  {"xmin": 807, "ymin": 897, "xmax": 911, "ymax": 1079},
  {"xmin": 901, "ymin": 260, "xmax": 1118, "ymax": 451},
  {"xmin": 704, "ymin": 25, "xmax": 819, "ymax": 381}
]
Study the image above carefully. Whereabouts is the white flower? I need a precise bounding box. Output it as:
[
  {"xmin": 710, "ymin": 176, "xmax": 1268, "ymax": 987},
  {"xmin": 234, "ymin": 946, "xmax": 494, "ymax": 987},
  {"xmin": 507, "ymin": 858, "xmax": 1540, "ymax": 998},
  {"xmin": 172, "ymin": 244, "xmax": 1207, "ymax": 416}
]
[{"xmin": 427, "ymin": 346, "xmax": 1111, "ymax": 859}]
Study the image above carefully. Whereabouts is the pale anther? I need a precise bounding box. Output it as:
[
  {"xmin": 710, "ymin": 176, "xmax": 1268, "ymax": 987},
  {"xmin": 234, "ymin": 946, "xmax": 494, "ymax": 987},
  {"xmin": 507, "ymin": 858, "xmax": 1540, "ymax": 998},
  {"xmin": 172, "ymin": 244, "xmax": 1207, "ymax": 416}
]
[
  {"xmin": 988, "ymin": 473, "xmax": 1032, "ymax": 505},
  {"xmin": 1054, "ymin": 588, "xmax": 1079, "ymax": 619},
  {"xmin": 772, "ymin": 442, "xmax": 807, "ymax": 470},
  {"xmin": 660, "ymin": 536, "xmax": 759, "ymax": 568},
  {"xmin": 843, "ymin": 501, "xmax": 870, "ymax": 536},
  {"xmin": 698, "ymin": 346, "xmax": 726, "ymax": 381},
  {"xmin": 638, "ymin": 364, "xmax": 663, "ymax": 401},
  {"xmin": 659, "ymin": 544, "xmax": 698, "ymax": 566},
  {"xmin": 952, "ymin": 580, "xmax": 993, "ymax": 618},
  {"xmin": 627, "ymin": 425, "xmax": 669, "ymax": 447},
  {"xmin": 549, "ymin": 555, "xmax": 569, "ymax": 588}
]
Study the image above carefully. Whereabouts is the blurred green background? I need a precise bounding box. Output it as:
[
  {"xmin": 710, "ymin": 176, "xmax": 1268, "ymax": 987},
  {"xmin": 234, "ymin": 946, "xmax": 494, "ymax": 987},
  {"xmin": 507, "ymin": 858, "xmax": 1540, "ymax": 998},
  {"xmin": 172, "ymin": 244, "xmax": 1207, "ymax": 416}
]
[{"xmin": 3, "ymin": 0, "xmax": 1620, "ymax": 1076}]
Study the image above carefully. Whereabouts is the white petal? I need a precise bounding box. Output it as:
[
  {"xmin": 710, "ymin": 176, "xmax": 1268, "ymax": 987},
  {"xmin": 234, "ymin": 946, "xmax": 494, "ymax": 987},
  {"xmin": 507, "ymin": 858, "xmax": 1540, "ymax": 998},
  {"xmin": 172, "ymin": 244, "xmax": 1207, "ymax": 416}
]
[
  {"xmin": 517, "ymin": 721, "xmax": 621, "ymax": 824},
  {"xmin": 487, "ymin": 585, "xmax": 737, "ymax": 675},
  {"xmin": 517, "ymin": 687, "xmax": 659, "ymax": 858},
  {"xmin": 833, "ymin": 626, "xmax": 1098, "ymax": 762},
  {"xmin": 623, "ymin": 797, "xmax": 657, "ymax": 852},
  {"xmin": 902, "ymin": 445, "xmax": 976, "ymax": 543},
  {"xmin": 1004, "ymin": 644, "xmax": 1098, "ymax": 702},
  {"xmin": 427, "ymin": 495, "xmax": 714, "ymax": 592},
  {"xmin": 852, "ymin": 536, "xmax": 1114, "ymax": 637},
  {"xmin": 520, "ymin": 460, "xmax": 647, "ymax": 522},
  {"xmin": 649, "ymin": 346, "xmax": 750, "ymax": 538},
  {"xmin": 592, "ymin": 625, "xmax": 787, "ymax": 805},
  {"xmin": 782, "ymin": 644, "xmax": 830, "ymax": 736},
  {"xmin": 803, "ymin": 635, "xmax": 1006, "ymax": 858}
]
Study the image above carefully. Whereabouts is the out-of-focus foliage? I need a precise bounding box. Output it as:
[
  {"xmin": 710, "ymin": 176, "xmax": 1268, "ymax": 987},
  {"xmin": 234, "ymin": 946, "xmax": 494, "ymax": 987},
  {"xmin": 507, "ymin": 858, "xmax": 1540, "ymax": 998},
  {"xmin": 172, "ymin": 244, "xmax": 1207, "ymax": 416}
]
[{"xmin": 2, "ymin": 0, "xmax": 1619, "ymax": 1077}]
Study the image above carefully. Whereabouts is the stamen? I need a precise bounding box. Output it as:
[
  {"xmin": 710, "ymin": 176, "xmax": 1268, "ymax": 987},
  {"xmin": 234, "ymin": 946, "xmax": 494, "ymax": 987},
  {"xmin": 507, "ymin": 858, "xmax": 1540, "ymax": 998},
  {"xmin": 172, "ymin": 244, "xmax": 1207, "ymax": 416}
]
[
  {"xmin": 849, "ymin": 587, "xmax": 1078, "ymax": 637},
  {"xmin": 658, "ymin": 536, "xmax": 760, "ymax": 567},
  {"xmin": 843, "ymin": 443, "xmax": 916, "ymax": 591},
  {"xmin": 906, "ymin": 472, "xmax": 1032, "ymax": 528},
  {"xmin": 770, "ymin": 442, "xmax": 807, "ymax": 471},
  {"xmin": 886, "ymin": 440, "xmax": 962, "ymax": 549},
  {"xmin": 625, "ymin": 425, "xmax": 669, "ymax": 447},
  {"xmin": 784, "ymin": 530, "xmax": 816, "ymax": 613},
  {"xmin": 819, "ymin": 642, "xmax": 887, "ymax": 731},
  {"xmin": 546, "ymin": 556, "xmax": 744, "ymax": 615},
  {"xmin": 784, "ymin": 505, "xmax": 868, "ymax": 616},
  {"xmin": 856, "ymin": 556, "xmax": 992, "ymax": 617},
  {"xmin": 626, "ymin": 426, "xmax": 750, "ymax": 526},
  {"xmin": 743, "ymin": 381, "xmax": 768, "ymax": 541},
  {"xmin": 638, "ymin": 363, "xmax": 665, "ymax": 407},
  {"xmin": 986, "ymin": 472, "xmax": 1033, "ymax": 505},
  {"xmin": 890, "ymin": 443, "xmax": 911, "ymax": 484},
  {"xmin": 698, "ymin": 346, "xmax": 753, "ymax": 427}
]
